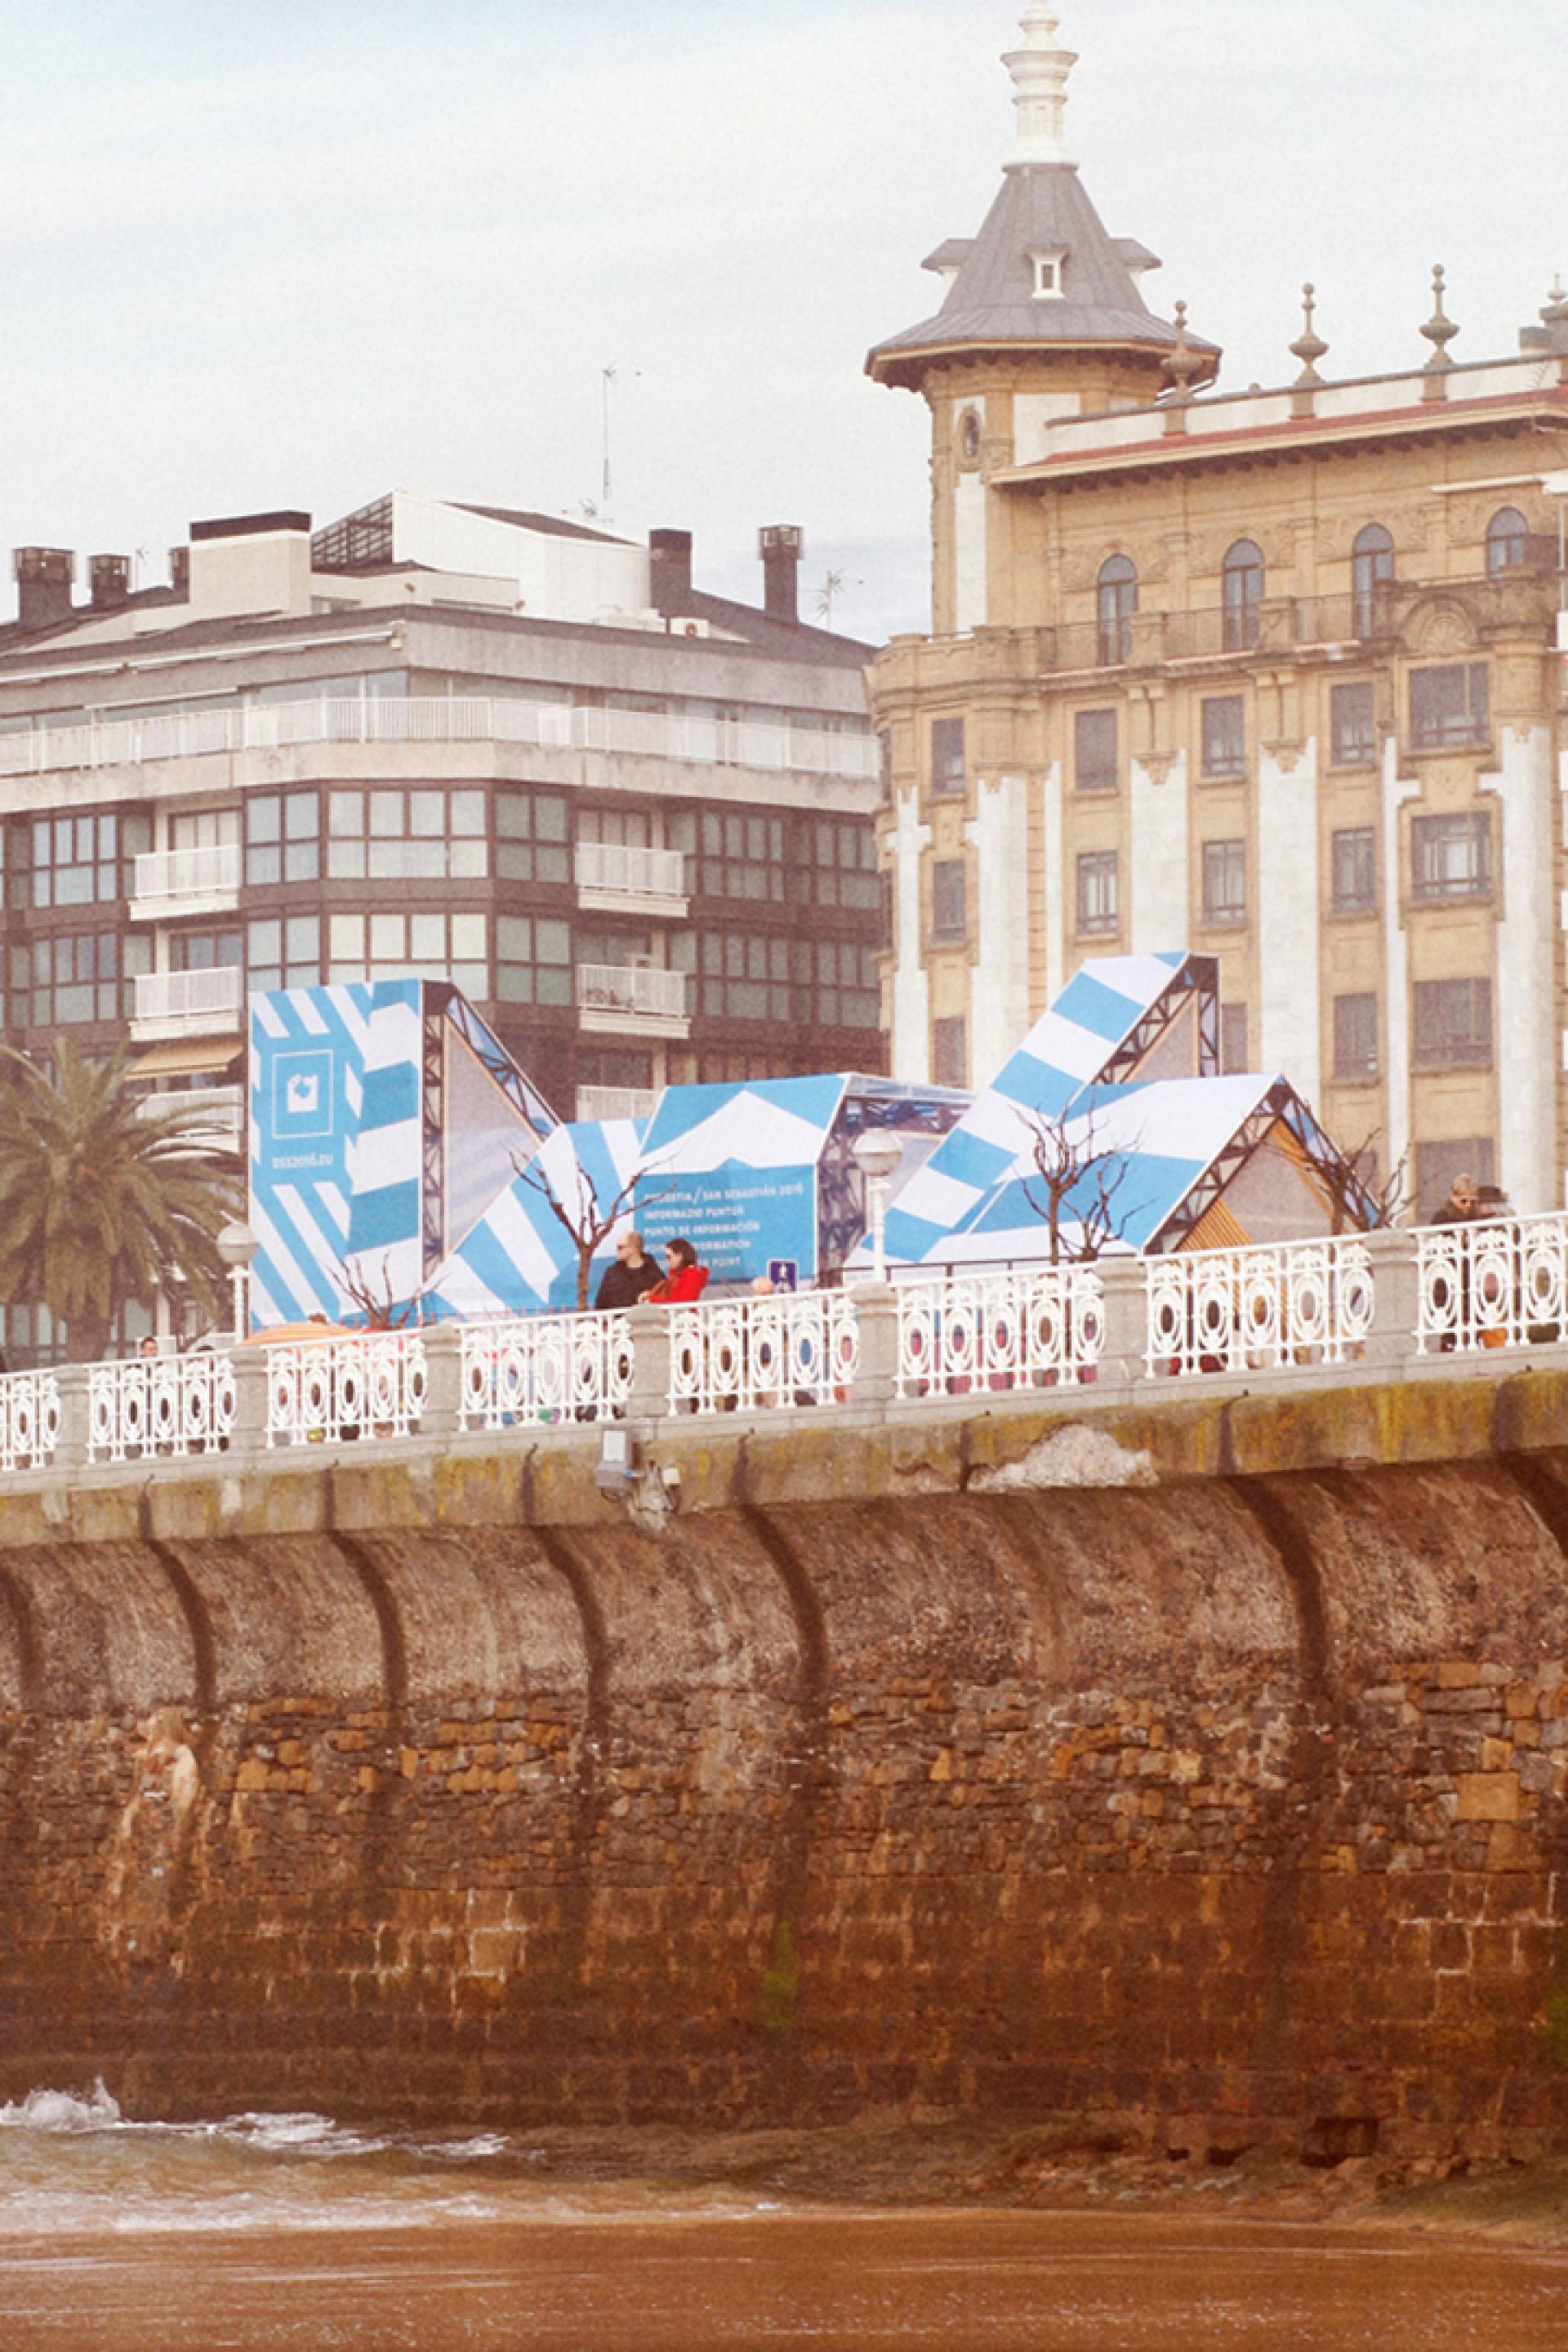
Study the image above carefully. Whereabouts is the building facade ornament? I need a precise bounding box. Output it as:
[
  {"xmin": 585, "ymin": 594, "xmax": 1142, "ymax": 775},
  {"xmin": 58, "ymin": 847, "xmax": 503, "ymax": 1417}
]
[{"xmin": 1004, "ymin": 3, "xmax": 1078, "ymax": 167}]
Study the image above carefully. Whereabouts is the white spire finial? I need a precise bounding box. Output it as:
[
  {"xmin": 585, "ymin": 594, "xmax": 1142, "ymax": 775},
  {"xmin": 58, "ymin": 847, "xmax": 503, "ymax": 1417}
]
[{"xmin": 1004, "ymin": 3, "xmax": 1076, "ymax": 167}]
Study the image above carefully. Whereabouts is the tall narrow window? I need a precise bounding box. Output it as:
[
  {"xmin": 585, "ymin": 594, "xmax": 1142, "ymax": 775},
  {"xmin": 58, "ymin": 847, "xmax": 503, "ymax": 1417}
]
[
  {"xmin": 1414, "ymin": 978, "xmax": 1493, "ymax": 1070},
  {"xmin": 1486, "ymin": 507, "xmax": 1530, "ymax": 577},
  {"xmin": 1352, "ymin": 523, "xmax": 1394, "ymax": 636},
  {"xmin": 930, "ymin": 717, "xmax": 966, "ymax": 797},
  {"xmin": 1096, "ymin": 555, "xmax": 1138, "ymax": 666},
  {"xmin": 933, "ymin": 1015, "xmax": 968, "ymax": 1088},
  {"xmin": 1200, "ymin": 695, "xmax": 1246, "ymax": 779},
  {"xmin": 1331, "ymin": 827, "xmax": 1376, "ymax": 914},
  {"xmin": 1330, "ymin": 680, "xmax": 1376, "ymax": 766},
  {"xmin": 1334, "ymin": 993, "xmax": 1379, "ymax": 1080},
  {"xmin": 1410, "ymin": 664, "xmax": 1489, "ymax": 751},
  {"xmin": 931, "ymin": 859, "xmax": 967, "ymax": 943},
  {"xmin": 1201, "ymin": 839, "xmax": 1247, "ymax": 926},
  {"xmin": 1076, "ymin": 851, "xmax": 1119, "ymax": 936},
  {"xmin": 1075, "ymin": 708, "xmax": 1118, "ymax": 793},
  {"xmin": 1411, "ymin": 811, "xmax": 1491, "ymax": 902},
  {"xmin": 1222, "ymin": 540, "xmax": 1264, "ymax": 651}
]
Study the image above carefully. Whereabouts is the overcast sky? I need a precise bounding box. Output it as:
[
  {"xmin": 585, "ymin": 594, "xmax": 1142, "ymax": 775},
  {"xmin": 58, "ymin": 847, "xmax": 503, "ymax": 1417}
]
[{"xmin": 0, "ymin": 0, "xmax": 1561, "ymax": 640}]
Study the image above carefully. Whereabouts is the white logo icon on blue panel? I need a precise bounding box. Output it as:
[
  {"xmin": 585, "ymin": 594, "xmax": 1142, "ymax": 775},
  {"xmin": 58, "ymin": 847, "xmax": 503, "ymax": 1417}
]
[{"xmin": 274, "ymin": 1049, "xmax": 334, "ymax": 1139}]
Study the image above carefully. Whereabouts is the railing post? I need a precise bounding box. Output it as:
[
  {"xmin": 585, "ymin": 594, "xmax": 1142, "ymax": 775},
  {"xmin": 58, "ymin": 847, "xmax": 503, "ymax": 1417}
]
[
  {"xmin": 627, "ymin": 1303, "xmax": 672, "ymax": 1423},
  {"xmin": 1097, "ymin": 1257, "xmax": 1148, "ymax": 1386},
  {"xmin": 420, "ymin": 1324, "xmax": 464, "ymax": 1439},
  {"xmin": 849, "ymin": 1284, "xmax": 898, "ymax": 1410},
  {"xmin": 53, "ymin": 1365, "xmax": 91, "ymax": 1470},
  {"xmin": 1362, "ymin": 1227, "xmax": 1421, "ymax": 1369},
  {"xmin": 229, "ymin": 1348, "xmax": 269, "ymax": 1456}
]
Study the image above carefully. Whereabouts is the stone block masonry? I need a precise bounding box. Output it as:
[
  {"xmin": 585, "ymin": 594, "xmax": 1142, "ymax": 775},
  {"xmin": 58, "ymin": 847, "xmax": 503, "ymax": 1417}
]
[{"xmin": 3, "ymin": 1374, "xmax": 1568, "ymax": 2163}]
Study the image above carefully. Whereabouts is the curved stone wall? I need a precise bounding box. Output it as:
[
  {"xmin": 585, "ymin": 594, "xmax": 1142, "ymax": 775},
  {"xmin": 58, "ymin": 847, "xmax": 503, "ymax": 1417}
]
[{"xmin": 2, "ymin": 1431, "xmax": 1566, "ymax": 2162}]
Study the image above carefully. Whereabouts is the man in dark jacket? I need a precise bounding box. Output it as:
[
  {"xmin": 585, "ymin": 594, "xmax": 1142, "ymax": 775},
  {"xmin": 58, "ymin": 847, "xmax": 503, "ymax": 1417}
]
[{"xmin": 594, "ymin": 1229, "xmax": 663, "ymax": 1312}]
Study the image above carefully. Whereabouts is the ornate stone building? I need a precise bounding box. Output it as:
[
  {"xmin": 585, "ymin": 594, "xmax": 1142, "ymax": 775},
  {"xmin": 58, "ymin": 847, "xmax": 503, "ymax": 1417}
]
[{"xmin": 867, "ymin": 2, "xmax": 1568, "ymax": 1214}]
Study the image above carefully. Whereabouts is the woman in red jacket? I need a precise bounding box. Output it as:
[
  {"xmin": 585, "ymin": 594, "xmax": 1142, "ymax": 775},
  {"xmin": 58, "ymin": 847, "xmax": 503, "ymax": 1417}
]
[{"xmin": 647, "ymin": 1236, "xmax": 709, "ymax": 1303}]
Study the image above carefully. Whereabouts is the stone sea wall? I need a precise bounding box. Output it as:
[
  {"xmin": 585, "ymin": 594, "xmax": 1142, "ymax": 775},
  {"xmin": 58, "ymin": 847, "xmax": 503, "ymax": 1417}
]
[{"xmin": 2, "ymin": 1374, "xmax": 1568, "ymax": 2162}]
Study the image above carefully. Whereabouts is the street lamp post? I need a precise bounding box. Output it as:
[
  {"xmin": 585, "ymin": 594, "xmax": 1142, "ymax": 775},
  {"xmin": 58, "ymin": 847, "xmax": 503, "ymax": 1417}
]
[
  {"xmin": 850, "ymin": 1130, "xmax": 904, "ymax": 1284},
  {"xmin": 216, "ymin": 1220, "xmax": 260, "ymax": 1345}
]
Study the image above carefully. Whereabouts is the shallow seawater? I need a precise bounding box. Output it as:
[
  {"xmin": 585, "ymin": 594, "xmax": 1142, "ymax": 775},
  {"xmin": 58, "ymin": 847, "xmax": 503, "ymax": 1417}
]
[{"xmin": 2, "ymin": 2087, "xmax": 1566, "ymax": 2350}]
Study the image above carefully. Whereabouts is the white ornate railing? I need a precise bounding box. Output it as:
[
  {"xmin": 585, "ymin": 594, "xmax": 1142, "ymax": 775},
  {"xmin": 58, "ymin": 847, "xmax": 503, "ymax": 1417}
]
[
  {"xmin": 460, "ymin": 1312, "xmax": 633, "ymax": 1428},
  {"xmin": 131, "ymin": 842, "xmax": 241, "ymax": 906},
  {"xmin": 0, "ymin": 1371, "xmax": 62, "ymax": 1473},
  {"xmin": 265, "ymin": 1333, "xmax": 427, "ymax": 1446},
  {"xmin": 669, "ymin": 1290, "xmax": 859, "ymax": 1414},
  {"xmin": 0, "ymin": 697, "xmax": 880, "ymax": 786},
  {"xmin": 131, "ymin": 965, "xmax": 243, "ymax": 1026},
  {"xmin": 1416, "ymin": 1211, "xmax": 1568, "ymax": 1354},
  {"xmin": 575, "ymin": 840, "xmax": 688, "ymax": 901},
  {"xmin": 577, "ymin": 963, "xmax": 688, "ymax": 1020},
  {"xmin": 87, "ymin": 1355, "xmax": 236, "ymax": 1463},
  {"xmin": 896, "ymin": 1267, "xmax": 1105, "ymax": 1397},
  {"xmin": 1146, "ymin": 1236, "xmax": 1375, "ymax": 1377}
]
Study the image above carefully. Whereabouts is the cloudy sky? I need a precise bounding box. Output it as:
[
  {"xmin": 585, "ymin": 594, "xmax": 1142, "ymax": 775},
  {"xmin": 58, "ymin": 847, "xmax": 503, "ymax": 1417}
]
[{"xmin": 0, "ymin": 0, "xmax": 1561, "ymax": 639}]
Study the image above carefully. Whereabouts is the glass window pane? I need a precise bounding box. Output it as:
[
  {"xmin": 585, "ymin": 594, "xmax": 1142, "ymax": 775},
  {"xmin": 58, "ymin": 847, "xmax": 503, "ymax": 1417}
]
[
  {"xmin": 409, "ymin": 791, "xmax": 443, "ymax": 838},
  {"xmin": 370, "ymin": 913, "xmax": 404, "ymax": 960},
  {"xmin": 369, "ymin": 790, "xmax": 403, "ymax": 837},
  {"xmin": 449, "ymin": 790, "xmax": 485, "ymax": 836},
  {"xmin": 285, "ymin": 794, "xmax": 318, "ymax": 840},
  {"xmin": 451, "ymin": 912, "xmax": 486, "ymax": 960},
  {"xmin": 409, "ymin": 913, "xmax": 445, "ymax": 961},
  {"xmin": 536, "ymin": 919, "xmax": 570, "ymax": 964},
  {"xmin": 497, "ymin": 794, "xmax": 532, "ymax": 840},
  {"xmin": 497, "ymin": 915, "xmax": 532, "ymax": 960},
  {"xmin": 329, "ymin": 791, "xmax": 363, "ymax": 835},
  {"xmin": 331, "ymin": 915, "xmax": 365, "ymax": 960}
]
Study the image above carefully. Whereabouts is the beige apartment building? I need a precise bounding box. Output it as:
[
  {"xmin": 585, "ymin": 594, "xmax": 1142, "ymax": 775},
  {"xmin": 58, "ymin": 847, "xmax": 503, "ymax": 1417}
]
[{"xmin": 867, "ymin": 2, "xmax": 1568, "ymax": 1215}]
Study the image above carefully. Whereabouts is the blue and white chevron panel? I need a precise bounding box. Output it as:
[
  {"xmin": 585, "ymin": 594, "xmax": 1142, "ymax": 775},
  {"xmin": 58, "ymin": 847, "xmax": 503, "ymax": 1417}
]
[
  {"xmin": 420, "ymin": 1118, "xmax": 648, "ymax": 1317},
  {"xmin": 344, "ymin": 980, "xmax": 426, "ymax": 1309},
  {"xmin": 868, "ymin": 952, "xmax": 1193, "ymax": 1269},
  {"xmin": 248, "ymin": 983, "xmax": 376, "ymax": 1328}
]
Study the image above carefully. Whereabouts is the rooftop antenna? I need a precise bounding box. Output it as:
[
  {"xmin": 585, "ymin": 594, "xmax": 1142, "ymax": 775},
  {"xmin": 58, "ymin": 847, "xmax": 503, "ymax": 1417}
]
[{"xmin": 600, "ymin": 364, "xmax": 641, "ymax": 526}]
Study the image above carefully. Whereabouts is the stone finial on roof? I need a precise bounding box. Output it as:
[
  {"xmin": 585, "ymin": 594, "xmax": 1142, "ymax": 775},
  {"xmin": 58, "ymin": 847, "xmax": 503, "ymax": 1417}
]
[
  {"xmin": 1290, "ymin": 283, "xmax": 1329, "ymax": 385},
  {"xmin": 1161, "ymin": 303, "xmax": 1207, "ymax": 399},
  {"xmin": 1543, "ymin": 277, "xmax": 1568, "ymax": 328},
  {"xmin": 1421, "ymin": 265, "xmax": 1460, "ymax": 373},
  {"xmin": 1004, "ymin": 3, "xmax": 1077, "ymax": 167}
]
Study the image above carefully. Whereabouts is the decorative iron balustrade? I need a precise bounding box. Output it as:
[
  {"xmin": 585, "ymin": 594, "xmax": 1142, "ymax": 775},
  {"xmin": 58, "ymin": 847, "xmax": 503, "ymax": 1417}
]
[
  {"xmin": 1146, "ymin": 1236, "xmax": 1375, "ymax": 1378},
  {"xmin": 0, "ymin": 1372, "xmax": 61, "ymax": 1475},
  {"xmin": 668, "ymin": 1290, "xmax": 859, "ymax": 1414},
  {"xmin": 461, "ymin": 1312, "xmax": 633, "ymax": 1428},
  {"xmin": 896, "ymin": 1267, "xmax": 1105, "ymax": 1398},
  {"xmin": 265, "ymin": 1333, "xmax": 427, "ymax": 1447},
  {"xmin": 1416, "ymin": 1212, "xmax": 1568, "ymax": 1355},
  {"xmin": 87, "ymin": 1355, "xmax": 237, "ymax": 1463}
]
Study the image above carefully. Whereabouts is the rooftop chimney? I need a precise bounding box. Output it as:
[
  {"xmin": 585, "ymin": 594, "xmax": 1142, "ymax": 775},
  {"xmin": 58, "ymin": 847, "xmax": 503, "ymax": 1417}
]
[
  {"xmin": 186, "ymin": 510, "xmax": 313, "ymax": 621},
  {"xmin": 169, "ymin": 546, "xmax": 190, "ymax": 599},
  {"xmin": 11, "ymin": 547, "xmax": 75, "ymax": 632},
  {"xmin": 648, "ymin": 528, "xmax": 693, "ymax": 617},
  {"xmin": 89, "ymin": 554, "xmax": 131, "ymax": 612},
  {"xmin": 759, "ymin": 525, "xmax": 803, "ymax": 624}
]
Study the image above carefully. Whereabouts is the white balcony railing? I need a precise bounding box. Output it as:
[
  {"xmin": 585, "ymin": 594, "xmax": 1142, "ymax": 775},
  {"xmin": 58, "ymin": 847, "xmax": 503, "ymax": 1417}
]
[
  {"xmin": 131, "ymin": 842, "xmax": 241, "ymax": 909},
  {"xmin": 574, "ymin": 840, "xmax": 688, "ymax": 902},
  {"xmin": 669, "ymin": 1290, "xmax": 860, "ymax": 1414},
  {"xmin": 1146, "ymin": 1236, "xmax": 1376, "ymax": 1377},
  {"xmin": 897, "ymin": 1267, "xmax": 1106, "ymax": 1396},
  {"xmin": 575, "ymin": 1085, "xmax": 662, "ymax": 1123},
  {"xmin": 135, "ymin": 1085, "xmax": 245, "ymax": 1143},
  {"xmin": 577, "ymin": 964, "xmax": 688, "ymax": 1021},
  {"xmin": 461, "ymin": 1311, "xmax": 633, "ymax": 1429},
  {"xmin": 131, "ymin": 965, "xmax": 243, "ymax": 1029},
  {"xmin": 0, "ymin": 697, "xmax": 881, "ymax": 787}
]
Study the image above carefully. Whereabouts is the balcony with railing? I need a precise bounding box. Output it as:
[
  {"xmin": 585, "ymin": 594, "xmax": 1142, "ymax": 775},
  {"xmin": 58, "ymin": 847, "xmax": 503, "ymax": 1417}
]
[
  {"xmin": 574, "ymin": 840, "xmax": 689, "ymax": 915},
  {"xmin": 0, "ymin": 697, "xmax": 882, "ymax": 789},
  {"xmin": 577, "ymin": 962, "xmax": 690, "ymax": 1036},
  {"xmin": 575, "ymin": 1084, "xmax": 662, "ymax": 1123},
  {"xmin": 131, "ymin": 964, "xmax": 243, "ymax": 1041},
  {"xmin": 134, "ymin": 1083, "xmax": 246, "ymax": 1147},
  {"xmin": 130, "ymin": 842, "xmax": 241, "ymax": 922}
]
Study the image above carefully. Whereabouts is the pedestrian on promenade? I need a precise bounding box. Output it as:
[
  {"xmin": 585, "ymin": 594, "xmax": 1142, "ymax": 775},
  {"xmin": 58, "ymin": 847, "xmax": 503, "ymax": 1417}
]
[
  {"xmin": 595, "ymin": 1229, "xmax": 663, "ymax": 1312},
  {"xmin": 647, "ymin": 1236, "xmax": 709, "ymax": 1304}
]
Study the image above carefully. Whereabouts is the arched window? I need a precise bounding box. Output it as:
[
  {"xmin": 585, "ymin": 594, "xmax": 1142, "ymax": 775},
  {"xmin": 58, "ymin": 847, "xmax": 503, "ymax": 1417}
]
[
  {"xmin": 1352, "ymin": 522, "xmax": 1395, "ymax": 636},
  {"xmin": 1097, "ymin": 555, "xmax": 1138, "ymax": 666},
  {"xmin": 1486, "ymin": 507, "xmax": 1530, "ymax": 577},
  {"xmin": 1222, "ymin": 540, "xmax": 1264, "ymax": 651}
]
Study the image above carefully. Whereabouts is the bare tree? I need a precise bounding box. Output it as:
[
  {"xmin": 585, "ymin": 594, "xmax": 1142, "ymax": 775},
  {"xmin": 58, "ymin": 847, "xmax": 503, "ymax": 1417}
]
[
  {"xmin": 335, "ymin": 1251, "xmax": 419, "ymax": 1330},
  {"xmin": 514, "ymin": 1148, "xmax": 673, "ymax": 1312},
  {"xmin": 1012, "ymin": 1101, "xmax": 1142, "ymax": 1263},
  {"xmin": 1312, "ymin": 1127, "xmax": 1408, "ymax": 1234}
]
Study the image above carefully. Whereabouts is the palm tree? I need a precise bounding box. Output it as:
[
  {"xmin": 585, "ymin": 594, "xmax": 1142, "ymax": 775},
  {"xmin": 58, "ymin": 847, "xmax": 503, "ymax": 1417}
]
[{"xmin": 0, "ymin": 1041, "xmax": 240, "ymax": 1363}]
